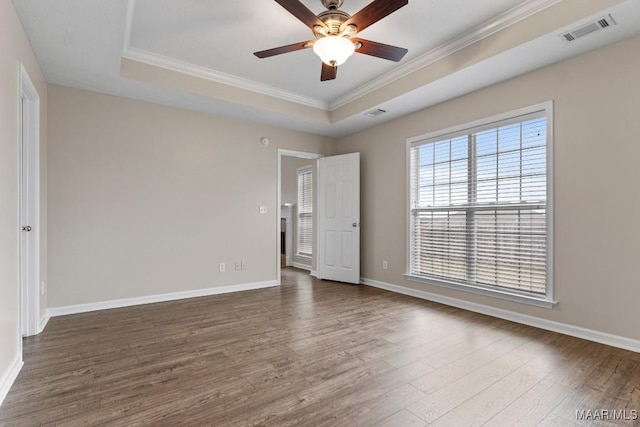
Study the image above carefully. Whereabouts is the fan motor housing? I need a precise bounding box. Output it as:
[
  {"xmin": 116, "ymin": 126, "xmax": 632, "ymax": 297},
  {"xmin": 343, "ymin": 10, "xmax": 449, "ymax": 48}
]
[{"xmin": 317, "ymin": 9, "xmax": 351, "ymax": 36}]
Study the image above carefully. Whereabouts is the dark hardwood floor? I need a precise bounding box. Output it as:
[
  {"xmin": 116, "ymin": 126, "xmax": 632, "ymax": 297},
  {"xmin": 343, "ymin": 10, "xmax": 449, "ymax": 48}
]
[{"xmin": 1, "ymin": 268, "xmax": 639, "ymax": 426}]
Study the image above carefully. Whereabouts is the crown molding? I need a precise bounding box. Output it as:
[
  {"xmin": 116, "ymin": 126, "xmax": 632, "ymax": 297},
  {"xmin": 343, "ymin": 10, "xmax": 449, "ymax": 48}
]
[
  {"xmin": 328, "ymin": 0, "xmax": 561, "ymax": 111},
  {"xmin": 122, "ymin": 48, "xmax": 329, "ymax": 110},
  {"xmin": 121, "ymin": 0, "xmax": 328, "ymax": 111},
  {"xmin": 121, "ymin": 0, "xmax": 559, "ymax": 114}
]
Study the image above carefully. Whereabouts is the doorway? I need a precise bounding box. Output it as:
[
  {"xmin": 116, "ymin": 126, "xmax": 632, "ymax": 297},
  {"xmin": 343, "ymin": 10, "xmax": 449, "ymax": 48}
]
[
  {"xmin": 19, "ymin": 63, "xmax": 42, "ymax": 337},
  {"xmin": 277, "ymin": 149, "xmax": 322, "ymax": 285}
]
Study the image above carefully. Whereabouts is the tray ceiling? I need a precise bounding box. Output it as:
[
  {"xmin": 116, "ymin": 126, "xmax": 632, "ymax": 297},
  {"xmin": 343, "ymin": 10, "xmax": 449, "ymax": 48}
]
[{"xmin": 12, "ymin": 0, "xmax": 640, "ymax": 137}]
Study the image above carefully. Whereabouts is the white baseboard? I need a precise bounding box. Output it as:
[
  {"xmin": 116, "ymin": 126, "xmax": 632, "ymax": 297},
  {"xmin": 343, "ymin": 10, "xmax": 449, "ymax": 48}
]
[
  {"xmin": 291, "ymin": 262, "xmax": 312, "ymax": 271},
  {"xmin": 49, "ymin": 280, "xmax": 278, "ymax": 317},
  {"xmin": 38, "ymin": 310, "xmax": 50, "ymax": 333},
  {"xmin": 362, "ymin": 278, "xmax": 640, "ymax": 354},
  {"xmin": 310, "ymin": 270, "xmax": 318, "ymax": 278},
  {"xmin": 0, "ymin": 353, "xmax": 23, "ymax": 408}
]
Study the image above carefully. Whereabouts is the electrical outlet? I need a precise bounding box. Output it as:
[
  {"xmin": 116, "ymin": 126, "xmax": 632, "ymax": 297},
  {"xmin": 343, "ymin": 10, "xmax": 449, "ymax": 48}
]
[
  {"xmin": 219, "ymin": 262, "xmax": 226, "ymax": 273},
  {"xmin": 235, "ymin": 261, "xmax": 241, "ymax": 271},
  {"xmin": 241, "ymin": 261, "xmax": 247, "ymax": 270},
  {"xmin": 382, "ymin": 260, "xmax": 388, "ymax": 270},
  {"xmin": 259, "ymin": 205, "xmax": 267, "ymax": 214}
]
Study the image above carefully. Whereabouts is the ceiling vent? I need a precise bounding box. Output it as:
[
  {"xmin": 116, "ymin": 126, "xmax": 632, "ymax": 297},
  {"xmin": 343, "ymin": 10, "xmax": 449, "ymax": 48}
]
[
  {"xmin": 364, "ymin": 109, "xmax": 387, "ymax": 118},
  {"xmin": 559, "ymin": 15, "xmax": 616, "ymax": 42}
]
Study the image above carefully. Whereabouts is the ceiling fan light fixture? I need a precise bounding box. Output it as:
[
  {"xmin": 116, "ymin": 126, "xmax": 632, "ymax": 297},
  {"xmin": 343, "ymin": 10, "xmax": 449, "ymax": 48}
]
[
  {"xmin": 313, "ymin": 36, "xmax": 355, "ymax": 66},
  {"xmin": 255, "ymin": 0, "xmax": 409, "ymax": 81}
]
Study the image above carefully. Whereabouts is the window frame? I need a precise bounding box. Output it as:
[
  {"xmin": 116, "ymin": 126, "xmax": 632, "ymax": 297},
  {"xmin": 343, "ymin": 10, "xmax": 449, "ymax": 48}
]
[
  {"xmin": 296, "ymin": 165, "xmax": 313, "ymax": 259},
  {"xmin": 405, "ymin": 102, "xmax": 555, "ymax": 308}
]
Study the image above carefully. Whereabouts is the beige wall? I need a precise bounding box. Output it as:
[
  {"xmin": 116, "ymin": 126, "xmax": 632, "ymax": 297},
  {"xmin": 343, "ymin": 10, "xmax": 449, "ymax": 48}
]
[
  {"xmin": 335, "ymin": 34, "xmax": 640, "ymax": 341},
  {"xmin": 0, "ymin": 0, "xmax": 47, "ymax": 390},
  {"xmin": 281, "ymin": 156, "xmax": 316, "ymax": 270},
  {"xmin": 47, "ymin": 85, "xmax": 333, "ymax": 308}
]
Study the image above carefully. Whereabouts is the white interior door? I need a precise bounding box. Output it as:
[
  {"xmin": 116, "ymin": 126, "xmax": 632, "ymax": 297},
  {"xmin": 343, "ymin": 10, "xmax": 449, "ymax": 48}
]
[
  {"xmin": 19, "ymin": 64, "xmax": 41, "ymax": 337},
  {"xmin": 317, "ymin": 153, "xmax": 360, "ymax": 284}
]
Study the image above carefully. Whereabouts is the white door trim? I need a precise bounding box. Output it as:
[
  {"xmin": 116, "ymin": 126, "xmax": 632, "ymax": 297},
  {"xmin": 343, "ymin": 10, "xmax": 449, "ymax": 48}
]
[
  {"xmin": 277, "ymin": 149, "xmax": 323, "ymax": 286},
  {"xmin": 18, "ymin": 63, "xmax": 42, "ymax": 337}
]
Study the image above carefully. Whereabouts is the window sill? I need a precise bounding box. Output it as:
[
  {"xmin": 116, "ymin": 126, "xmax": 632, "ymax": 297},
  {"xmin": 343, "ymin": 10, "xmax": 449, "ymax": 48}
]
[
  {"xmin": 296, "ymin": 254, "xmax": 312, "ymax": 260},
  {"xmin": 405, "ymin": 274, "xmax": 556, "ymax": 309}
]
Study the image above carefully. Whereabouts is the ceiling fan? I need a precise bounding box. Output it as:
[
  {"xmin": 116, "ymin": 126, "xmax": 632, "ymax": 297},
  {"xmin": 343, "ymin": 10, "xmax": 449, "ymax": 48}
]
[{"xmin": 254, "ymin": 0, "xmax": 409, "ymax": 81}]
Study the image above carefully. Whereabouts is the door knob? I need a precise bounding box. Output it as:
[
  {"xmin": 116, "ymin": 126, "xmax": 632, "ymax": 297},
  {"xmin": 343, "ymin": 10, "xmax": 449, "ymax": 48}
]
[
  {"xmin": 22, "ymin": 225, "xmax": 32, "ymax": 232},
  {"xmin": 352, "ymin": 223, "xmax": 360, "ymax": 228}
]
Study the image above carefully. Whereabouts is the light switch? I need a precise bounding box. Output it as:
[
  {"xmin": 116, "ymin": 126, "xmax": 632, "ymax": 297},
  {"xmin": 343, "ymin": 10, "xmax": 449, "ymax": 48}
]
[{"xmin": 259, "ymin": 206, "xmax": 268, "ymax": 214}]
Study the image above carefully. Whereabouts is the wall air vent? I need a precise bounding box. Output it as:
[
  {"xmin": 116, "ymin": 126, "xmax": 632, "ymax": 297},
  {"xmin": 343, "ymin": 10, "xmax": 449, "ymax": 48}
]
[
  {"xmin": 559, "ymin": 14, "xmax": 616, "ymax": 43},
  {"xmin": 364, "ymin": 109, "xmax": 387, "ymax": 118}
]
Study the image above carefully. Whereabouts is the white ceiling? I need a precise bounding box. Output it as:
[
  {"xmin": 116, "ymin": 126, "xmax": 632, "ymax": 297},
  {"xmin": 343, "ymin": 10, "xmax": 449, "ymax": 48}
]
[
  {"xmin": 12, "ymin": 0, "xmax": 640, "ymax": 137},
  {"xmin": 128, "ymin": 0, "xmax": 525, "ymax": 103}
]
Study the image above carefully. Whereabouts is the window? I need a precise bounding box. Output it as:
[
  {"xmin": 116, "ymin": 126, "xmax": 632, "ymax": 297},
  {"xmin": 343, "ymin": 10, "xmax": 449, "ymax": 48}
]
[
  {"xmin": 407, "ymin": 103, "xmax": 553, "ymax": 307},
  {"xmin": 297, "ymin": 165, "xmax": 313, "ymax": 257}
]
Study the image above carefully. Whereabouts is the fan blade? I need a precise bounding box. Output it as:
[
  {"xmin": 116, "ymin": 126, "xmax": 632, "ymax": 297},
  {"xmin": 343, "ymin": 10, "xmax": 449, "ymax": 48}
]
[
  {"xmin": 321, "ymin": 63, "xmax": 337, "ymax": 81},
  {"xmin": 352, "ymin": 38, "xmax": 408, "ymax": 62},
  {"xmin": 275, "ymin": 0, "xmax": 327, "ymax": 30},
  {"xmin": 343, "ymin": 0, "xmax": 408, "ymax": 33},
  {"xmin": 254, "ymin": 41, "xmax": 314, "ymax": 58}
]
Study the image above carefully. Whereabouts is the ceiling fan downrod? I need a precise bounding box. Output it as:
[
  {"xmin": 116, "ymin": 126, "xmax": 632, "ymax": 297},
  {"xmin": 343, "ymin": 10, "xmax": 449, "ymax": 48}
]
[{"xmin": 321, "ymin": 0, "xmax": 343, "ymax": 10}]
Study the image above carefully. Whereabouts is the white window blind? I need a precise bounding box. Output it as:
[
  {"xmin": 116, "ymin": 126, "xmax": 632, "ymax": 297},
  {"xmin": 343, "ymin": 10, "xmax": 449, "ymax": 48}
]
[
  {"xmin": 409, "ymin": 109, "xmax": 550, "ymax": 298},
  {"xmin": 297, "ymin": 166, "xmax": 313, "ymax": 257}
]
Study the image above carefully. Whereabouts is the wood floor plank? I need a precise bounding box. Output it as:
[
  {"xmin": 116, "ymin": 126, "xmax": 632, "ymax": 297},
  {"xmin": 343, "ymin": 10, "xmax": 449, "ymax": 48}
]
[
  {"xmin": 329, "ymin": 383, "xmax": 426, "ymax": 427},
  {"xmin": 407, "ymin": 334, "xmax": 558, "ymax": 423},
  {"xmin": 551, "ymin": 388, "xmax": 640, "ymax": 426},
  {"xmin": 373, "ymin": 409, "xmax": 426, "ymax": 427},
  {"xmin": 409, "ymin": 333, "xmax": 529, "ymax": 395},
  {"xmin": 380, "ymin": 327, "xmax": 497, "ymax": 368},
  {"xmin": 261, "ymin": 361, "xmax": 432, "ymax": 427},
  {"xmin": 0, "ymin": 267, "xmax": 637, "ymax": 426},
  {"xmin": 204, "ymin": 359, "xmax": 395, "ymax": 427},
  {"xmin": 428, "ymin": 365, "xmax": 547, "ymax": 426},
  {"xmin": 538, "ymin": 414, "xmax": 582, "ymax": 426},
  {"xmin": 483, "ymin": 379, "xmax": 572, "ymax": 427},
  {"xmin": 422, "ymin": 325, "xmax": 520, "ymax": 369}
]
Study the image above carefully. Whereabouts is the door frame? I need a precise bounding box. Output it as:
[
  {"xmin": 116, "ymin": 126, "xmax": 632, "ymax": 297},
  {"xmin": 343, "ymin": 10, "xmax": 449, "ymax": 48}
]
[
  {"xmin": 18, "ymin": 63, "xmax": 42, "ymax": 337},
  {"xmin": 276, "ymin": 149, "xmax": 322, "ymax": 286}
]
